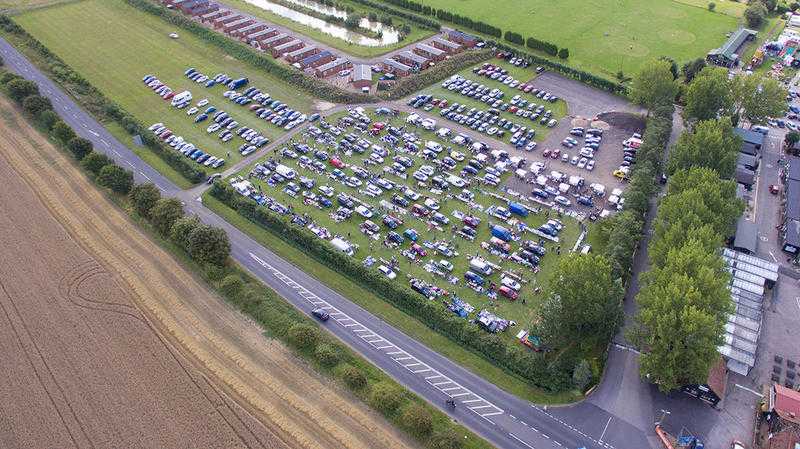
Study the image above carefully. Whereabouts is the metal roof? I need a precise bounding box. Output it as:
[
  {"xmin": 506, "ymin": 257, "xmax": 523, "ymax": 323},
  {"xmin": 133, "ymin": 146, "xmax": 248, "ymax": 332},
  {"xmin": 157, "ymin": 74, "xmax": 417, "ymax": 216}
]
[
  {"xmin": 734, "ymin": 127, "xmax": 765, "ymax": 147},
  {"xmin": 416, "ymin": 43, "xmax": 445, "ymax": 56},
  {"xmin": 709, "ymin": 28, "xmax": 757, "ymax": 60},
  {"xmin": 398, "ymin": 50, "xmax": 428, "ymax": 65},
  {"xmin": 786, "ymin": 218, "xmax": 800, "ymax": 247},
  {"xmin": 787, "ymin": 156, "xmax": 800, "ymax": 182},
  {"xmin": 787, "ymin": 179, "xmax": 800, "ymax": 220},
  {"xmin": 432, "ymin": 37, "xmax": 461, "ymax": 49},
  {"xmin": 352, "ymin": 64, "xmax": 371, "ymax": 82},
  {"xmin": 383, "ymin": 58, "xmax": 412, "ymax": 72},
  {"xmin": 733, "ymin": 217, "xmax": 758, "ymax": 253},
  {"xmin": 273, "ymin": 39, "xmax": 302, "ymax": 51},
  {"xmin": 316, "ymin": 58, "xmax": 349, "ymax": 72}
]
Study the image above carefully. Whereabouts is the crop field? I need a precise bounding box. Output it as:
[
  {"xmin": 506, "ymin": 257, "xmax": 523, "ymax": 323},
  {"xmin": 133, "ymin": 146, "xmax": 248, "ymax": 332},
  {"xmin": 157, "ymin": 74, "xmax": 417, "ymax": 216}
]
[
  {"xmin": 227, "ymin": 107, "xmax": 597, "ymax": 337},
  {"xmin": 223, "ymin": 0, "xmax": 435, "ymax": 58},
  {"xmin": 0, "ymin": 96, "xmax": 415, "ymax": 449},
  {"xmin": 16, "ymin": 0, "xmax": 316, "ymax": 170},
  {"xmin": 411, "ymin": 59, "xmax": 568, "ymax": 146},
  {"xmin": 422, "ymin": 0, "xmax": 739, "ymax": 77}
]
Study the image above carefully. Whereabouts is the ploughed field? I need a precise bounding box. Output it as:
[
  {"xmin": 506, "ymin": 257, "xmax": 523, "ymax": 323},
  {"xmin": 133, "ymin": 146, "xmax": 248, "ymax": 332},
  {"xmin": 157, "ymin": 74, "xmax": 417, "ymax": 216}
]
[{"xmin": 0, "ymin": 96, "xmax": 414, "ymax": 449}]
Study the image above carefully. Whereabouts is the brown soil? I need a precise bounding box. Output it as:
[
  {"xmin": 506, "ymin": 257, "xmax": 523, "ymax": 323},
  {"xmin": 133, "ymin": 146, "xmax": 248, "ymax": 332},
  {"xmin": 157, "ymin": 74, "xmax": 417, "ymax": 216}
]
[{"xmin": 0, "ymin": 97, "xmax": 415, "ymax": 449}]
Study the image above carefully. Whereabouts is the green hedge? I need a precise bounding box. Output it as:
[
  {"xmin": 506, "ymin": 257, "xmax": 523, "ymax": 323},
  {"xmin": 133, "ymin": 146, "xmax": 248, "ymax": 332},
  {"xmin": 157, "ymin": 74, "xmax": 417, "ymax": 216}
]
[
  {"xmin": 0, "ymin": 14, "xmax": 207, "ymax": 184},
  {"xmin": 127, "ymin": 0, "xmax": 377, "ymax": 105},
  {"xmin": 378, "ymin": 49, "xmax": 492, "ymax": 100},
  {"xmin": 210, "ymin": 180, "xmax": 574, "ymax": 392},
  {"xmin": 348, "ymin": 0, "xmax": 441, "ymax": 30}
]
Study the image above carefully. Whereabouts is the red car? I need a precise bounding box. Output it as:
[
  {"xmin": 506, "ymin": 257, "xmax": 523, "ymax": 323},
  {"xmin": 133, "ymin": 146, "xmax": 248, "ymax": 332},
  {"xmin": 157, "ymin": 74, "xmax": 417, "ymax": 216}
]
[
  {"xmin": 329, "ymin": 158, "xmax": 344, "ymax": 168},
  {"xmin": 542, "ymin": 149, "xmax": 551, "ymax": 158},
  {"xmin": 499, "ymin": 286, "xmax": 518, "ymax": 300},
  {"xmin": 550, "ymin": 149, "xmax": 561, "ymax": 159},
  {"xmin": 411, "ymin": 243, "xmax": 427, "ymax": 257},
  {"xmin": 164, "ymin": 91, "xmax": 175, "ymax": 100}
]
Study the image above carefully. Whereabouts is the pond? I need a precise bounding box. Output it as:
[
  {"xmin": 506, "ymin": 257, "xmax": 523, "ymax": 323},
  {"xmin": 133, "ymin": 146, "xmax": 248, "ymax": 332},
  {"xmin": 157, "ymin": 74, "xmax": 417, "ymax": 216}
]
[{"xmin": 242, "ymin": 0, "xmax": 401, "ymax": 46}]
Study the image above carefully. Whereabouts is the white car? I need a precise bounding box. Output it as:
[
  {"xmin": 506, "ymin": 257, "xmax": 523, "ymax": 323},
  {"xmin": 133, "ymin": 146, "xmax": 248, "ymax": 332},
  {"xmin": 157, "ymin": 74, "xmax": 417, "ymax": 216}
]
[
  {"xmin": 586, "ymin": 160, "xmax": 595, "ymax": 171},
  {"xmin": 319, "ymin": 185, "xmax": 335, "ymax": 197},
  {"xmin": 424, "ymin": 198, "xmax": 440, "ymax": 210},
  {"xmin": 186, "ymin": 107, "xmax": 199, "ymax": 115},
  {"xmin": 148, "ymin": 122, "xmax": 163, "ymax": 131},
  {"xmin": 577, "ymin": 157, "xmax": 588, "ymax": 169},
  {"xmin": 378, "ymin": 265, "xmax": 397, "ymax": 280},
  {"xmin": 197, "ymin": 98, "xmax": 209, "ymax": 107},
  {"xmin": 355, "ymin": 205, "xmax": 373, "ymax": 218},
  {"xmin": 438, "ymin": 259, "xmax": 453, "ymax": 272},
  {"xmin": 501, "ymin": 277, "xmax": 521, "ymax": 291}
]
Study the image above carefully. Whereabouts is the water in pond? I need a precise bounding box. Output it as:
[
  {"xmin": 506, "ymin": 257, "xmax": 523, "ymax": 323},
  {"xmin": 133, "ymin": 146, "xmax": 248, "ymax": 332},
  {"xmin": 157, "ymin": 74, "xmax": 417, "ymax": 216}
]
[{"xmin": 242, "ymin": 0, "xmax": 401, "ymax": 46}]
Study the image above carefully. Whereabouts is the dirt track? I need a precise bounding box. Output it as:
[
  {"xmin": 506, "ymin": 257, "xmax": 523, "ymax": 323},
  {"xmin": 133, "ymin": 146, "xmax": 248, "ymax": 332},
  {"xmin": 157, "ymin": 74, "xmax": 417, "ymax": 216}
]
[{"xmin": 0, "ymin": 97, "xmax": 414, "ymax": 449}]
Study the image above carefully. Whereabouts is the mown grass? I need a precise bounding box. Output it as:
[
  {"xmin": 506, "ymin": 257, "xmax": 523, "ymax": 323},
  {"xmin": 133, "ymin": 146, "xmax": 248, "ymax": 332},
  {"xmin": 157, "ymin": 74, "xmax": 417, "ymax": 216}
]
[
  {"xmin": 421, "ymin": 0, "xmax": 739, "ymax": 77},
  {"xmin": 16, "ymin": 0, "xmax": 315, "ymax": 166},
  {"xmin": 223, "ymin": 0, "xmax": 435, "ymax": 58}
]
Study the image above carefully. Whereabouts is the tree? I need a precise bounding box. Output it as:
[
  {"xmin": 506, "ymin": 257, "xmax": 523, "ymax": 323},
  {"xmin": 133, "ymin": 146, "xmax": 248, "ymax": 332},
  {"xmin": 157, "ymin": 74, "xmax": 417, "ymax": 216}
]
[
  {"xmin": 708, "ymin": 2, "xmax": 715, "ymax": 11},
  {"xmin": 744, "ymin": 1, "xmax": 767, "ymax": 28},
  {"xmin": 683, "ymin": 66, "xmax": 733, "ymax": 122},
  {"xmin": 170, "ymin": 215, "xmax": 201, "ymax": 252},
  {"xmin": 21, "ymin": 94, "xmax": 52, "ymax": 118},
  {"xmin": 38, "ymin": 109, "xmax": 59, "ymax": 130},
  {"xmin": 219, "ymin": 274, "xmax": 244, "ymax": 299},
  {"xmin": 287, "ymin": 323, "xmax": 319, "ymax": 350},
  {"xmin": 630, "ymin": 59, "xmax": 678, "ymax": 111},
  {"xmin": 667, "ymin": 117, "xmax": 741, "ymax": 178},
  {"xmin": 537, "ymin": 255, "xmax": 623, "ymax": 350},
  {"xmin": 149, "ymin": 198, "xmax": 184, "ymax": 236},
  {"xmin": 558, "ymin": 48, "xmax": 569, "ymax": 59},
  {"xmin": 786, "ymin": 131, "xmax": 800, "ymax": 148},
  {"xmin": 572, "ymin": 359, "xmax": 592, "ymax": 390},
  {"xmin": 97, "ymin": 164, "xmax": 133, "ymax": 194},
  {"xmin": 681, "ymin": 58, "xmax": 707, "ymax": 83},
  {"xmin": 79, "ymin": 151, "xmax": 112, "ymax": 176},
  {"xmin": 6, "ymin": 78, "xmax": 38, "ymax": 103},
  {"xmin": 344, "ymin": 15, "xmax": 360, "ymax": 29},
  {"xmin": 129, "ymin": 182, "xmax": 161, "ymax": 218},
  {"xmin": 67, "ymin": 137, "xmax": 93, "ymax": 160},
  {"xmin": 732, "ymin": 74, "xmax": 787, "ymax": 125},
  {"xmin": 634, "ymin": 238, "xmax": 732, "ymax": 391},
  {"xmin": 763, "ymin": 0, "xmax": 777, "ymax": 12},
  {"xmin": 314, "ymin": 343, "xmax": 341, "ymax": 368},
  {"xmin": 603, "ymin": 210, "xmax": 644, "ymax": 280},
  {"xmin": 659, "ymin": 56, "xmax": 679, "ymax": 80},
  {"xmin": 52, "ymin": 120, "xmax": 77, "ymax": 143},
  {"xmin": 187, "ymin": 224, "xmax": 230, "ymax": 266},
  {"xmin": 368, "ymin": 382, "xmax": 405, "ymax": 414},
  {"xmin": 400, "ymin": 404, "xmax": 433, "ymax": 437}
]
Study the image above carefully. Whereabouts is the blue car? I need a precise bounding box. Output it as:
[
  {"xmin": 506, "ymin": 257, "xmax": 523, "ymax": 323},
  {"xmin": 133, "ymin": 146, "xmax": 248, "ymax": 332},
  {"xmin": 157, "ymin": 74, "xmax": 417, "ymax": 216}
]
[
  {"xmin": 194, "ymin": 113, "xmax": 208, "ymax": 123},
  {"xmin": 205, "ymin": 106, "xmax": 217, "ymax": 114}
]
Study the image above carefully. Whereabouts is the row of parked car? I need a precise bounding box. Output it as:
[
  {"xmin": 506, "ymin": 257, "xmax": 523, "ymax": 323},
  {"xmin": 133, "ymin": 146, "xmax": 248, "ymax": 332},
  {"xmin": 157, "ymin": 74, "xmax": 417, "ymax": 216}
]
[
  {"xmin": 148, "ymin": 122, "xmax": 226, "ymax": 168},
  {"xmin": 224, "ymin": 85, "xmax": 311, "ymax": 131},
  {"xmin": 185, "ymin": 67, "xmax": 248, "ymax": 90},
  {"xmin": 473, "ymin": 63, "xmax": 559, "ymax": 103},
  {"xmin": 142, "ymin": 74, "xmax": 176, "ymax": 101}
]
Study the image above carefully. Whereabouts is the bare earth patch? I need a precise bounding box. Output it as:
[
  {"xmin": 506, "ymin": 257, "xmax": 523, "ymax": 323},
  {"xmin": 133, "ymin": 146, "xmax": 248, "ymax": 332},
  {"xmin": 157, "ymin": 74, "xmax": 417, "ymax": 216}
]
[{"xmin": 0, "ymin": 97, "xmax": 414, "ymax": 449}]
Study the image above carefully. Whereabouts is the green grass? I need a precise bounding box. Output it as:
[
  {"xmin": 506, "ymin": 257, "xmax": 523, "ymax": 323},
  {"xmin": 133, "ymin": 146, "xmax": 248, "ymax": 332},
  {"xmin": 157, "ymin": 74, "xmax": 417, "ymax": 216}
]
[
  {"xmin": 422, "ymin": 0, "xmax": 740, "ymax": 78},
  {"xmin": 16, "ymin": 0, "xmax": 315, "ymax": 168},
  {"xmin": 414, "ymin": 59, "xmax": 568, "ymax": 143},
  {"xmin": 223, "ymin": 0, "xmax": 435, "ymax": 58}
]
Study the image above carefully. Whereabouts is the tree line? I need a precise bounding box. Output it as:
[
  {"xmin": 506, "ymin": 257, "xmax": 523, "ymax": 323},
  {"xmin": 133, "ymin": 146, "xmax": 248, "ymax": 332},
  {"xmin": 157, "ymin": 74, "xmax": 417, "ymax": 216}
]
[{"xmin": 625, "ymin": 61, "xmax": 786, "ymax": 391}]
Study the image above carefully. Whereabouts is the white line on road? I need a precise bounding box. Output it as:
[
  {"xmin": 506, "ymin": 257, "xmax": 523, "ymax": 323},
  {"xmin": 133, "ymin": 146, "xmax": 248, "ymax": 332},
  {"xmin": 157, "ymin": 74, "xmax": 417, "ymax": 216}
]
[
  {"xmin": 140, "ymin": 172, "xmax": 151, "ymax": 181},
  {"xmin": 126, "ymin": 161, "xmax": 135, "ymax": 168},
  {"xmin": 769, "ymin": 251, "xmax": 777, "ymax": 263},
  {"xmin": 89, "ymin": 130, "xmax": 99, "ymax": 137},
  {"xmin": 735, "ymin": 383, "xmax": 763, "ymax": 397},
  {"xmin": 509, "ymin": 433, "xmax": 536, "ymax": 449},
  {"xmin": 599, "ymin": 417, "xmax": 612, "ymax": 442}
]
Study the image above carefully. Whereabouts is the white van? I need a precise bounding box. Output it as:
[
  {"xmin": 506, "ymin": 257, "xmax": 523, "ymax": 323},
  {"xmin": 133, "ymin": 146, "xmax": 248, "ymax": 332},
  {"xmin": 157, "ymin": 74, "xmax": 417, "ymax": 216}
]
[
  {"xmin": 171, "ymin": 90, "xmax": 192, "ymax": 107},
  {"xmin": 425, "ymin": 140, "xmax": 443, "ymax": 153},
  {"xmin": 330, "ymin": 237, "xmax": 354, "ymax": 256},
  {"xmin": 469, "ymin": 257, "xmax": 492, "ymax": 276},
  {"xmin": 275, "ymin": 164, "xmax": 296, "ymax": 180}
]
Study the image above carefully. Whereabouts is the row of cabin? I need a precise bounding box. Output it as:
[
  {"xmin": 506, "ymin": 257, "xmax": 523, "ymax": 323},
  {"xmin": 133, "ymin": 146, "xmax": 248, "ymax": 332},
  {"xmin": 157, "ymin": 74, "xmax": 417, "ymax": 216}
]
[
  {"xmin": 380, "ymin": 30, "xmax": 477, "ymax": 77},
  {"xmin": 161, "ymin": 0, "xmax": 352, "ymax": 78}
]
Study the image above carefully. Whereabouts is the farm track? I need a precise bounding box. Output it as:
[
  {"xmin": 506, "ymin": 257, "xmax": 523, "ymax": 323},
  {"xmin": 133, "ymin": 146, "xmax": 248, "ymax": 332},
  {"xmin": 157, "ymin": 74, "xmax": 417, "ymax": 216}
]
[{"xmin": 0, "ymin": 96, "xmax": 415, "ymax": 449}]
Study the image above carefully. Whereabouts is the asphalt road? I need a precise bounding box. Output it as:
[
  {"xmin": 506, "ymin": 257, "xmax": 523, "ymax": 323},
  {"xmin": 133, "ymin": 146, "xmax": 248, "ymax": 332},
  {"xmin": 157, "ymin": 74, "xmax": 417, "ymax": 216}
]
[{"xmin": 0, "ymin": 36, "xmax": 654, "ymax": 449}]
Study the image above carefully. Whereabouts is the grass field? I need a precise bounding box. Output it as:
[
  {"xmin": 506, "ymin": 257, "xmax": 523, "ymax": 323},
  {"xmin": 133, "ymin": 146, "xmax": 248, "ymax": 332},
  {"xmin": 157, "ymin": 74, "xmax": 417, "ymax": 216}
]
[
  {"xmin": 422, "ymin": 0, "xmax": 740, "ymax": 77},
  {"xmin": 224, "ymin": 0, "xmax": 435, "ymax": 58},
  {"xmin": 16, "ymin": 0, "xmax": 316, "ymax": 170}
]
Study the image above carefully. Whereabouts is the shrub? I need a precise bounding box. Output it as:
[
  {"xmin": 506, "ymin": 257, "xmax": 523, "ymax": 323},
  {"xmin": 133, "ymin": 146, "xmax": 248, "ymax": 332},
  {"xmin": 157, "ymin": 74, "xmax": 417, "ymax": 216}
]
[
  {"xmin": 22, "ymin": 94, "xmax": 52, "ymax": 118},
  {"xmin": 97, "ymin": 164, "xmax": 134, "ymax": 194},
  {"xmin": 314, "ymin": 343, "xmax": 342, "ymax": 368},
  {"xmin": 368, "ymin": 381, "xmax": 405, "ymax": 414},
  {"xmin": 708, "ymin": 2, "xmax": 715, "ymax": 11},
  {"xmin": 429, "ymin": 429, "xmax": 464, "ymax": 449},
  {"xmin": 52, "ymin": 120, "xmax": 77, "ymax": 143},
  {"xmin": 558, "ymin": 48, "xmax": 569, "ymax": 59},
  {"xmin": 80, "ymin": 151, "xmax": 113, "ymax": 176},
  {"xmin": 149, "ymin": 198, "xmax": 184, "ymax": 236},
  {"xmin": 287, "ymin": 323, "xmax": 319, "ymax": 350},
  {"xmin": 572, "ymin": 359, "xmax": 592, "ymax": 390},
  {"xmin": 744, "ymin": 1, "xmax": 767, "ymax": 28},
  {"xmin": 339, "ymin": 363, "xmax": 367, "ymax": 390},
  {"xmin": 66, "ymin": 137, "xmax": 93, "ymax": 160},
  {"xmin": 6, "ymin": 78, "xmax": 38, "ymax": 103},
  {"xmin": 400, "ymin": 403, "xmax": 433, "ymax": 437},
  {"xmin": 129, "ymin": 182, "xmax": 161, "ymax": 218},
  {"xmin": 219, "ymin": 274, "xmax": 245, "ymax": 299}
]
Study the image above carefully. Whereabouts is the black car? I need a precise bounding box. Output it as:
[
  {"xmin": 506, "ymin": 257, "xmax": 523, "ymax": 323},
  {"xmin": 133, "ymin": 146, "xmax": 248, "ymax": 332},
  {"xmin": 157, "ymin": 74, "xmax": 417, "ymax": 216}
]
[{"xmin": 311, "ymin": 308, "xmax": 330, "ymax": 321}]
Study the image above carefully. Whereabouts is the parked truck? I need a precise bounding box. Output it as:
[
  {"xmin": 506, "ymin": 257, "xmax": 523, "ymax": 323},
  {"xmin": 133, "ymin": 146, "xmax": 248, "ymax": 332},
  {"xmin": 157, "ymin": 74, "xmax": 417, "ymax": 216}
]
[
  {"xmin": 508, "ymin": 202, "xmax": 529, "ymax": 217},
  {"xmin": 490, "ymin": 224, "xmax": 513, "ymax": 242},
  {"xmin": 469, "ymin": 257, "xmax": 493, "ymax": 275}
]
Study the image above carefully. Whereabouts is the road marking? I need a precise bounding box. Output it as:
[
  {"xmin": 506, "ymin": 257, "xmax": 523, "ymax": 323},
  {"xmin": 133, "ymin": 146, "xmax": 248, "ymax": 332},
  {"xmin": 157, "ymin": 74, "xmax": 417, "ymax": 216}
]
[
  {"xmin": 509, "ymin": 433, "xmax": 535, "ymax": 449},
  {"xmin": 139, "ymin": 172, "xmax": 151, "ymax": 181},
  {"xmin": 126, "ymin": 161, "xmax": 135, "ymax": 168},
  {"xmin": 469, "ymin": 405, "xmax": 494, "ymax": 410},
  {"xmin": 431, "ymin": 381, "xmax": 452, "ymax": 387},
  {"xmin": 599, "ymin": 417, "xmax": 611, "ymax": 442},
  {"xmin": 735, "ymin": 383, "xmax": 763, "ymax": 397},
  {"xmin": 374, "ymin": 345, "xmax": 394, "ymax": 349},
  {"xmin": 450, "ymin": 392, "xmax": 470, "ymax": 398},
  {"xmin": 462, "ymin": 399, "xmax": 484, "ymax": 404},
  {"xmin": 769, "ymin": 251, "xmax": 777, "ymax": 263},
  {"xmin": 89, "ymin": 130, "xmax": 99, "ymax": 137}
]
